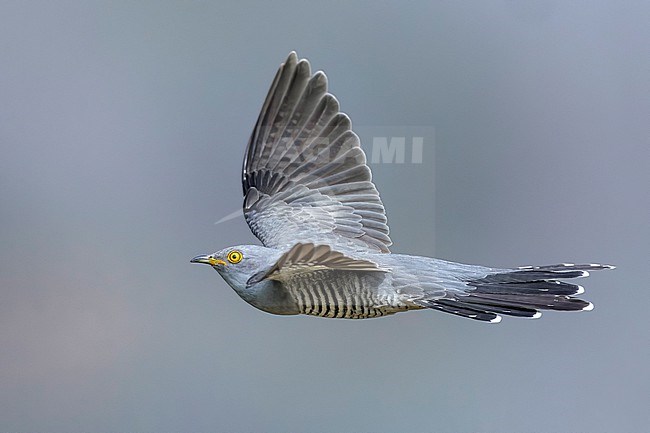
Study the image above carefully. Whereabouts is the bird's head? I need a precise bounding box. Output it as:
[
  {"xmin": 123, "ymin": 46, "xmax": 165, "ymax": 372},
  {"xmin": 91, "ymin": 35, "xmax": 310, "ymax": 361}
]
[{"xmin": 190, "ymin": 244, "xmax": 281, "ymax": 291}]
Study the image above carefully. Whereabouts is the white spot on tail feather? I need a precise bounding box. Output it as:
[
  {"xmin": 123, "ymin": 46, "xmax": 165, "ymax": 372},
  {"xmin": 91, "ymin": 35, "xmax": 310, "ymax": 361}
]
[{"xmin": 590, "ymin": 263, "xmax": 616, "ymax": 269}]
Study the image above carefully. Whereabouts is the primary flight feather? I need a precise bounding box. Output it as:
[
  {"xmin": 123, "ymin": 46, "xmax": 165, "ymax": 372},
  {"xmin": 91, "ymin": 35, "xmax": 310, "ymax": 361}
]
[{"xmin": 191, "ymin": 52, "xmax": 612, "ymax": 323}]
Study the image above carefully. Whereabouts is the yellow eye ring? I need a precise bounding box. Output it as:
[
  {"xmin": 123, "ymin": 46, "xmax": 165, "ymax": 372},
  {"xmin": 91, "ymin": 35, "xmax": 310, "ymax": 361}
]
[{"xmin": 227, "ymin": 250, "xmax": 243, "ymax": 264}]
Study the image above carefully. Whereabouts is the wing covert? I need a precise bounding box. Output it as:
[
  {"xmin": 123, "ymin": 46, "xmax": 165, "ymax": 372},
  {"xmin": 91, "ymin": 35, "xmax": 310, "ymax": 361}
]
[{"xmin": 246, "ymin": 242, "xmax": 386, "ymax": 286}]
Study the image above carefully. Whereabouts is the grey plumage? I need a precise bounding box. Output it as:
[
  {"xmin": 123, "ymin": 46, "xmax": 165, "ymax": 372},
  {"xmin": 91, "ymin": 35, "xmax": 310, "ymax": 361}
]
[
  {"xmin": 243, "ymin": 52, "xmax": 390, "ymax": 253},
  {"xmin": 191, "ymin": 52, "xmax": 613, "ymax": 323}
]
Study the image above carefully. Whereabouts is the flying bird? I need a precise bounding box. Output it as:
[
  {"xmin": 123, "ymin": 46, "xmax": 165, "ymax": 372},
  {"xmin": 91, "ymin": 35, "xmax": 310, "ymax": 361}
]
[{"xmin": 191, "ymin": 52, "xmax": 612, "ymax": 322}]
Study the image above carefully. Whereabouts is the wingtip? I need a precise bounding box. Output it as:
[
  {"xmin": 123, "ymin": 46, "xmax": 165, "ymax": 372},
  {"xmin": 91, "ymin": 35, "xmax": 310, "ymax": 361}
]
[
  {"xmin": 296, "ymin": 58, "xmax": 311, "ymax": 71},
  {"xmin": 489, "ymin": 315, "xmax": 503, "ymax": 324},
  {"xmin": 284, "ymin": 51, "xmax": 299, "ymax": 66},
  {"xmin": 583, "ymin": 302, "xmax": 595, "ymax": 311},
  {"xmin": 312, "ymin": 70, "xmax": 328, "ymax": 87}
]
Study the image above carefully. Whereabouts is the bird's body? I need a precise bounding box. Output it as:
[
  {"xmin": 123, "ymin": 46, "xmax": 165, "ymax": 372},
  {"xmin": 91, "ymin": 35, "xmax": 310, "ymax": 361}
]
[{"xmin": 192, "ymin": 52, "xmax": 612, "ymax": 323}]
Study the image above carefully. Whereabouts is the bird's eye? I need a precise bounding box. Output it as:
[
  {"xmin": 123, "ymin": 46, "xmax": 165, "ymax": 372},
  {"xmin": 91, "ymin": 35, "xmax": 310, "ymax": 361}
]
[{"xmin": 227, "ymin": 250, "xmax": 243, "ymax": 264}]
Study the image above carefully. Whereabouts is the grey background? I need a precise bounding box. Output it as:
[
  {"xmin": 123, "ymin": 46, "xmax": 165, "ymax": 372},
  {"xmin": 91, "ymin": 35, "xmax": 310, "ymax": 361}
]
[{"xmin": 1, "ymin": 1, "xmax": 648, "ymax": 432}]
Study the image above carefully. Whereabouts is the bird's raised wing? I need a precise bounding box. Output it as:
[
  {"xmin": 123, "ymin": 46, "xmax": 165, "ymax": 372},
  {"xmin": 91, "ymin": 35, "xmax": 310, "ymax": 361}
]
[{"xmin": 242, "ymin": 52, "xmax": 392, "ymax": 253}]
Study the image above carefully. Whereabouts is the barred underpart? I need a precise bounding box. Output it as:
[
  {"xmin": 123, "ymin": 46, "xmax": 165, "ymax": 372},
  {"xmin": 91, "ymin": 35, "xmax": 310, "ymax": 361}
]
[{"xmin": 284, "ymin": 270, "xmax": 409, "ymax": 319}]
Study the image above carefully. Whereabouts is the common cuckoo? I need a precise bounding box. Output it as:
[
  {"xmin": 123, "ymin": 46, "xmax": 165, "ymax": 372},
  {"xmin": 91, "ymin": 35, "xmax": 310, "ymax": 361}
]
[{"xmin": 191, "ymin": 52, "xmax": 613, "ymax": 322}]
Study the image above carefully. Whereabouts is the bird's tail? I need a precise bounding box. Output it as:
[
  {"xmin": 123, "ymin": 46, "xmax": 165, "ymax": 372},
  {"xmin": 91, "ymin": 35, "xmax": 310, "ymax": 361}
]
[{"xmin": 420, "ymin": 263, "xmax": 614, "ymax": 323}]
